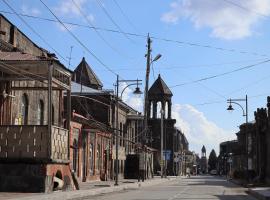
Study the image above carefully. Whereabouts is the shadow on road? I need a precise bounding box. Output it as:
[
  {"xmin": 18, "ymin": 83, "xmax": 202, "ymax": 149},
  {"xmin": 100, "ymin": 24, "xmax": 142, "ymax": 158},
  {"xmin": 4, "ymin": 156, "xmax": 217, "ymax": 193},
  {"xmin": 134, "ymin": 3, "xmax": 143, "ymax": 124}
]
[{"xmin": 185, "ymin": 175, "xmax": 239, "ymax": 188}]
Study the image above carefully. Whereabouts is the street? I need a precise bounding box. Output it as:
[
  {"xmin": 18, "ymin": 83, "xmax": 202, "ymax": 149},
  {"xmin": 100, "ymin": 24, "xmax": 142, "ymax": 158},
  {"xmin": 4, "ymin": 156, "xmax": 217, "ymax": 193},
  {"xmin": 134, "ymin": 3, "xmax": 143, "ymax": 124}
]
[{"xmin": 85, "ymin": 176, "xmax": 255, "ymax": 200}]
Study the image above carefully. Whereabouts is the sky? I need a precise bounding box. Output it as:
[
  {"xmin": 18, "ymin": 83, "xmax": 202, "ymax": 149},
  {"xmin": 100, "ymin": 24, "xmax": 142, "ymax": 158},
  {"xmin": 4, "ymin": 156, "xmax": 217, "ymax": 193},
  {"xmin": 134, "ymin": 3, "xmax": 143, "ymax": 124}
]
[{"xmin": 1, "ymin": 0, "xmax": 270, "ymax": 157}]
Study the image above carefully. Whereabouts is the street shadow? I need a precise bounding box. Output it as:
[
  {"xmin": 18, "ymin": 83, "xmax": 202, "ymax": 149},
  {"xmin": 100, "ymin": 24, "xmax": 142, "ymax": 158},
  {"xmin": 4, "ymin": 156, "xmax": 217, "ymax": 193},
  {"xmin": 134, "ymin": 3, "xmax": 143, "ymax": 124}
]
[
  {"xmin": 215, "ymin": 194, "xmax": 254, "ymax": 200},
  {"xmin": 186, "ymin": 176, "xmax": 239, "ymax": 188}
]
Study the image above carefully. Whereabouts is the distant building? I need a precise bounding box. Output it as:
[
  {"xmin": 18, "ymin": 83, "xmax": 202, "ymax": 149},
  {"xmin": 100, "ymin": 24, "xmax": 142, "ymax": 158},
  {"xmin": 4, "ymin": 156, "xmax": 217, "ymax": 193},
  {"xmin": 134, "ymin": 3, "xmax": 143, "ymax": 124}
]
[{"xmin": 200, "ymin": 145, "xmax": 208, "ymax": 174}]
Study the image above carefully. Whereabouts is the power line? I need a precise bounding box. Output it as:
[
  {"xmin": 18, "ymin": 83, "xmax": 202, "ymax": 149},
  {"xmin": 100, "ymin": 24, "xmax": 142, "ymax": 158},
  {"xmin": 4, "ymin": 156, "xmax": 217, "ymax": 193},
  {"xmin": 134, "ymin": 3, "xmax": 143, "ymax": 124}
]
[
  {"xmin": 95, "ymin": 0, "xmax": 134, "ymax": 43},
  {"xmin": 1, "ymin": 1, "xmax": 68, "ymax": 64},
  {"xmin": 1, "ymin": 10, "xmax": 267, "ymax": 58},
  {"xmin": 71, "ymin": 0, "xmax": 130, "ymax": 59},
  {"xmin": 170, "ymin": 59, "xmax": 270, "ymax": 88},
  {"xmin": 222, "ymin": 0, "xmax": 270, "ymax": 19},
  {"xmin": 112, "ymin": 0, "xmax": 139, "ymax": 32},
  {"xmin": 39, "ymin": 0, "xmax": 118, "ymax": 77},
  {"xmin": 151, "ymin": 36, "xmax": 268, "ymax": 57}
]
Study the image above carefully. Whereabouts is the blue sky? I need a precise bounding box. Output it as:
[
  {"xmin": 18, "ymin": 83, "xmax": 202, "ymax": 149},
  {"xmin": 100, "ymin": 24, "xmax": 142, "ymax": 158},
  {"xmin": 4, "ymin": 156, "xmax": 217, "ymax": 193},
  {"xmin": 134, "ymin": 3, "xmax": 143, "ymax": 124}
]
[{"xmin": 2, "ymin": 0, "xmax": 270, "ymax": 156}]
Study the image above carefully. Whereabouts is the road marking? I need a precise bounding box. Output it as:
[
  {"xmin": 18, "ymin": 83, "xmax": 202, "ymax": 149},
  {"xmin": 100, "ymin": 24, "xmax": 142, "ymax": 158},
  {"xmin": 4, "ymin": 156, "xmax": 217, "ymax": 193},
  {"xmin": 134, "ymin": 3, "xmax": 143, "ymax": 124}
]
[{"xmin": 167, "ymin": 186, "xmax": 189, "ymax": 200}]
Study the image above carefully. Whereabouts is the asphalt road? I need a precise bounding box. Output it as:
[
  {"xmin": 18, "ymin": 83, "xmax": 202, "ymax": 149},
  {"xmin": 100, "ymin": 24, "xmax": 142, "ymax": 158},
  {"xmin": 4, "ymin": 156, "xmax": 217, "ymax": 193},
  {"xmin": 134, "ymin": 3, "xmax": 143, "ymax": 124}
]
[{"xmin": 85, "ymin": 175, "xmax": 256, "ymax": 200}]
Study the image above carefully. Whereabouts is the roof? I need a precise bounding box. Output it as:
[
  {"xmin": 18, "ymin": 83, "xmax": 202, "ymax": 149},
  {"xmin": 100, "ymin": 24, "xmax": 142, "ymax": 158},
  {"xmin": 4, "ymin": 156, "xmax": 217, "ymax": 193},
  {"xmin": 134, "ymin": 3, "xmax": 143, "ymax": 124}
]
[
  {"xmin": 71, "ymin": 81, "xmax": 113, "ymax": 94},
  {"xmin": 73, "ymin": 57, "xmax": 103, "ymax": 89},
  {"xmin": 0, "ymin": 51, "xmax": 43, "ymax": 61},
  {"xmin": 0, "ymin": 51, "xmax": 73, "ymax": 74},
  {"xmin": 148, "ymin": 74, "xmax": 172, "ymax": 96}
]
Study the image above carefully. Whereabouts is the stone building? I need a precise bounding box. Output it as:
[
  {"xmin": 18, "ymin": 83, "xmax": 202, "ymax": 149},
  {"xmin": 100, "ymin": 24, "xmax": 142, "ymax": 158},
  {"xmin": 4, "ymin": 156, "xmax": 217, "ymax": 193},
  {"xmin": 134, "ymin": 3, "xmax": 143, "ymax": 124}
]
[
  {"xmin": 70, "ymin": 58, "xmax": 146, "ymax": 181},
  {"xmin": 0, "ymin": 14, "xmax": 73, "ymax": 192},
  {"xmin": 147, "ymin": 74, "xmax": 176, "ymax": 175}
]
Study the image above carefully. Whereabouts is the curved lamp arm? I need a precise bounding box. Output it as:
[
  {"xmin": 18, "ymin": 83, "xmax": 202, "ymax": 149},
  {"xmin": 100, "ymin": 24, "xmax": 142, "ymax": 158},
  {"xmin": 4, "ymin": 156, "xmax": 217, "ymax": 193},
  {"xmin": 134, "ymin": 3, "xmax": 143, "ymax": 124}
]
[
  {"xmin": 120, "ymin": 83, "xmax": 142, "ymax": 99},
  {"xmin": 229, "ymin": 101, "xmax": 246, "ymax": 116}
]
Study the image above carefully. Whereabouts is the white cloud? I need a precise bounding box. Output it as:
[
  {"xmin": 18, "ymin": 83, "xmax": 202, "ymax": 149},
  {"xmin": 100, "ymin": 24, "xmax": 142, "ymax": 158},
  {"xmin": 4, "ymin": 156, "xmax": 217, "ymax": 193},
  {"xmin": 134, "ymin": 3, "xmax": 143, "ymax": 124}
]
[
  {"xmin": 56, "ymin": 0, "xmax": 86, "ymax": 17},
  {"xmin": 21, "ymin": 5, "xmax": 41, "ymax": 16},
  {"xmin": 172, "ymin": 104, "xmax": 236, "ymax": 156},
  {"xmin": 161, "ymin": 0, "xmax": 270, "ymax": 40},
  {"xmin": 120, "ymin": 83, "xmax": 143, "ymax": 112},
  {"xmin": 55, "ymin": 0, "xmax": 95, "ymax": 31}
]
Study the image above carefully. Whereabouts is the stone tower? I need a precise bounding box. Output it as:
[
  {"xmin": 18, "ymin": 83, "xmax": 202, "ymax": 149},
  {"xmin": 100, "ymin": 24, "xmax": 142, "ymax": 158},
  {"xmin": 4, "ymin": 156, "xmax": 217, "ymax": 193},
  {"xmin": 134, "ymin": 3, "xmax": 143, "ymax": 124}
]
[
  {"xmin": 147, "ymin": 74, "xmax": 176, "ymax": 175},
  {"xmin": 200, "ymin": 145, "xmax": 207, "ymax": 174}
]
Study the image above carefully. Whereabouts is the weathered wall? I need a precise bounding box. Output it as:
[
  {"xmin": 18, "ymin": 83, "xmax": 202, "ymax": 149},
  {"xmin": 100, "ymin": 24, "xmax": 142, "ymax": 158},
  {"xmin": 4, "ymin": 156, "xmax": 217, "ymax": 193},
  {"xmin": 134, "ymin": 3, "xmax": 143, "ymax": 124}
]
[
  {"xmin": 0, "ymin": 15, "xmax": 45, "ymax": 56},
  {"xmin": 11, "ymin": 81, "xmax": 61, "ymax": 126}
]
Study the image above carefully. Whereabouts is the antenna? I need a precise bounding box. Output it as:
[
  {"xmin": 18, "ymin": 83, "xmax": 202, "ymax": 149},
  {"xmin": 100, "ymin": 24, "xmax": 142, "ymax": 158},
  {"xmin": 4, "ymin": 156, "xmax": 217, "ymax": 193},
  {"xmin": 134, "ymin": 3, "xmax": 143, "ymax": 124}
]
[{"xmin": 67, "ymin": 46, "xmax": 74, "ymax": 69}]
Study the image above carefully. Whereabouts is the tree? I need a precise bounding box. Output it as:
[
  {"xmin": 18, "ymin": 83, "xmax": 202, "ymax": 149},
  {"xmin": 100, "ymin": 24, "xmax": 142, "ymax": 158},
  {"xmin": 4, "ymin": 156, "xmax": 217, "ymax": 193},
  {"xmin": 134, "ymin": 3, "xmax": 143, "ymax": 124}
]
[{"xmin": 208, "ymin": 149, "xmax": 217, "ymax": 171}]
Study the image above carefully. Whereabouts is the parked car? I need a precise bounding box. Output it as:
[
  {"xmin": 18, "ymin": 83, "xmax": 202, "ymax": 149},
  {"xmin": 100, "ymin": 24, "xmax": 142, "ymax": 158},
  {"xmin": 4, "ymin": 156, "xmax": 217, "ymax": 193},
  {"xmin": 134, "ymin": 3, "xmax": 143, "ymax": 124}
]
[{"xmin": 210, "ymin": 169, "xmax": 217, "ymax": 175}]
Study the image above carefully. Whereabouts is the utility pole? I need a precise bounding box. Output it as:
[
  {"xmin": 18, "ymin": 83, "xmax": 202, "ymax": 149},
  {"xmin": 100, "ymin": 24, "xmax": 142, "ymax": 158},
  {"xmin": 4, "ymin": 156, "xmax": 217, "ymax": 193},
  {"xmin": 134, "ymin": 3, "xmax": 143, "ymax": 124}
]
[
  {"xmin": 161, "ymin": 109, "xmax": 164, "ymax": 178},
  {"xmin": 143, "ymin": 34, "xmax": 151, "ymax": 180},
  {"xmin": 144, "ymin": 34, "xmax": 151, "ymax": 142},
  {"xmin": 115, "ymin": 75, "xmax": 119, "ymax": 186}
]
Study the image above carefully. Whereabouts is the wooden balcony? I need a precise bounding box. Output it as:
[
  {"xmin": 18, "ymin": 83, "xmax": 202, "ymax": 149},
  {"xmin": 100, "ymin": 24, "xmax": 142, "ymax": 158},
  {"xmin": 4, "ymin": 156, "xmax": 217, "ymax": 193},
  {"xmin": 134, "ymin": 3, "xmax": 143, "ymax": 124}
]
[{"xmin": 0, "ymin": 125, "xmax": 69, "ymax": 163}]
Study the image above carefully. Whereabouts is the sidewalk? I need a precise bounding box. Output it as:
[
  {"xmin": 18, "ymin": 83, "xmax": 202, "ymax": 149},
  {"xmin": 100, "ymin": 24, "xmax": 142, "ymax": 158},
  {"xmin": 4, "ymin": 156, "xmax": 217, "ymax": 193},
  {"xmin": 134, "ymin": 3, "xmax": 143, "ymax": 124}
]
[
  {"xmin": 0, "ymin": 176, "xmax": 176, "ymax": 200},
  {"xmin": 248, "ymin": 188, "xmax": 270, "ymax": 200},
  {"xmin": 225, "ymin": 177, "xmax": 270, "ymax": 200}
]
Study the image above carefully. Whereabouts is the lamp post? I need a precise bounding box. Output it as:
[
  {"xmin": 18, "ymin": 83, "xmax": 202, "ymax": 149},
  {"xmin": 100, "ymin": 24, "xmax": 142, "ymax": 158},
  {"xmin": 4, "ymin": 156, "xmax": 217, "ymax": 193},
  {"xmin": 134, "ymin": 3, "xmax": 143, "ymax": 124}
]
[
  {"xmin": 114, "ymin": 75, "xmax": 142, "ymax": 186},
  {"xmin": 226, "ymin": 95, "xmax": 249, "ymax": 179},
  {"xmin": 160, "ymin": 108, "xmax": 164, "ymax": 178}
]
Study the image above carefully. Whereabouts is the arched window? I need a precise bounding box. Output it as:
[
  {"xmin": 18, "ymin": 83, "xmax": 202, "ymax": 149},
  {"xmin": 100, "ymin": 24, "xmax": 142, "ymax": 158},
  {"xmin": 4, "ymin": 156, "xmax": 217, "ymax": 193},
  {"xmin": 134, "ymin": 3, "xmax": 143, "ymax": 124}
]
[
  {"xmin": 97, "ymin": 144, "xmax": 101, "ymax": 171},
  {"xmin": 156, "ymin": 101, "xmax": 162, "ymax": 118},
  {"xmin": 165, "ymin": 102, "xmax": 169, "ymax": 119},
  {"xmin": 89, "ymin": 143, "xmax": 94, "ymax": 175},
  {"xmin": 150, "ymin": 101, "xmax": 153, "ymax": 118},
  {"xmin": 21, "ymin": 94, "xmax": 28, "ymax": 125},
  {"xmin": 73, "ymin": 139, "xmax": 78, "ymax": 172},
  {"xmin": 37, "ymin": 100, "xmax": 44, "ymax": 125}
]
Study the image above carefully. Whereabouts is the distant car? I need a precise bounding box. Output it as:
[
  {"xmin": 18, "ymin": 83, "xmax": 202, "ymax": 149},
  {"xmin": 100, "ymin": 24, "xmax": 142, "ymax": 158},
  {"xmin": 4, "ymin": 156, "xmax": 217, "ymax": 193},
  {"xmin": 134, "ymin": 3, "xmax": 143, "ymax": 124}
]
[{"xmin": 210, "ymin": 169, "xmax": 217, "ymax": 175}]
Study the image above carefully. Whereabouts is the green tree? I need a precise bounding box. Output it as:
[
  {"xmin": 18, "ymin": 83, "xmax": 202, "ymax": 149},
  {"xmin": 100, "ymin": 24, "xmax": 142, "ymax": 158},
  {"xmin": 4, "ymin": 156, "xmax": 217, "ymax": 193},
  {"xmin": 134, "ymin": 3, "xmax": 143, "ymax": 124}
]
[{"xmin": 208, "ymin": 149, "xmax": 217, "ymax": 171}]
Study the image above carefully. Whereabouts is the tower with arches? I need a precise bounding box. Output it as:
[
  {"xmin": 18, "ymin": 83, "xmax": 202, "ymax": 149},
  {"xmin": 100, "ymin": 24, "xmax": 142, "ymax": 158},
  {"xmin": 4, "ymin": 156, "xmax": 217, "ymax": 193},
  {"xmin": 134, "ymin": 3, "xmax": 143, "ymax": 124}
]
[{"xmin": 147, "ymin": 74, "xmax": 176, "ymax": 175}]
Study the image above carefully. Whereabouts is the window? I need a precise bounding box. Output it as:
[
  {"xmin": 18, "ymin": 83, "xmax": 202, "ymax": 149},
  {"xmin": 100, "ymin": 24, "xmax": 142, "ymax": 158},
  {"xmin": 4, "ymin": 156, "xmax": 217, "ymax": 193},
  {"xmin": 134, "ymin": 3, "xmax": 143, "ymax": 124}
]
[
  {"xmin": 21, "ymin": 94, "xmax": 28, "ymax": 125},
  {"xmin": 97, "ymin": 144, "xmax": 101, "ymax": 171},
  {"xmin": 37, "ymin": 100, "xmax": 44, "ymax": 125},
  {"xmin": 73, "ymin": 139, "xmax": 78, "ymax": 172},
  {"xmin": 89, "ymin": 143, "xmax": 94, "ymax": 175}
]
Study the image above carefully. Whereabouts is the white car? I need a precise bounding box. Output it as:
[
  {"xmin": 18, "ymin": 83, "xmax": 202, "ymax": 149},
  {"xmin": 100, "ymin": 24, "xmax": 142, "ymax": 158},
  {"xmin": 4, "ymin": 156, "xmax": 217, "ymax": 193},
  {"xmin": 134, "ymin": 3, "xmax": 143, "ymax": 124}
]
[{"xmin": 210, "ymin": 169, "xmax": 217, "ymax": 175}]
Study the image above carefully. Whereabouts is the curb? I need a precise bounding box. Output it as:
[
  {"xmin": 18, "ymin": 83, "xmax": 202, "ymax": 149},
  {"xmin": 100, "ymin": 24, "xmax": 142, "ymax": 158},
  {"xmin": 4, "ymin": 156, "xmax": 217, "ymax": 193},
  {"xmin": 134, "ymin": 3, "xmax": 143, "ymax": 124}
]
[
  {"xmin": 247, "ymin": 188, "xmax": 270, "ymax": 200},
  {"xmin": 13, "ymin": 178, "xmax": 175, "ymax": 200}
]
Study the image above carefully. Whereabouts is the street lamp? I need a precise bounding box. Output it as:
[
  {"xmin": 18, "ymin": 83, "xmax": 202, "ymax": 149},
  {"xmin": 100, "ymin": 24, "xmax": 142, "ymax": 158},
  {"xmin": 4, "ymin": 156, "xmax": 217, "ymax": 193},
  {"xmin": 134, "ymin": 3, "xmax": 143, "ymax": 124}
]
[
  {"xmin": 114, "ymin": 75, "xmax": 142, "ymax": 186},
  {"xmin": 120, "ymin": 79, "xmax": 142, "ymax": 99},
  {"xmin": 226, "ymin": 95, "xmax": 249, "ymax": 180}
]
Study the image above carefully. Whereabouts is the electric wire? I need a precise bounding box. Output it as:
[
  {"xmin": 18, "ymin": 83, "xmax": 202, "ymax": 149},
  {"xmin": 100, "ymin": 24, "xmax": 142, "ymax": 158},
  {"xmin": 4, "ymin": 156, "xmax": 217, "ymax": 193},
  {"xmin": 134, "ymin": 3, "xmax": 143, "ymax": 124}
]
[
  {"xmin": 95, "ymin": 0, "xmax": 134, "ymax": 43},
  {"xmin": 1, "ymin": 10, "xmax": 267, "ymax": 58},
  {"xmin": 170, "ymin": 59, "xmax": 270, "ymax": 88},
  {"xmin": 222, "ymin": 0, "xmax": 270, "ymax": 19},
  {"xmin": 39, "ymin": 0, "xmax": 118, "ymax": 77},
  {"xmin": 112, "ymin": 0, "xmax": 139, "ymax": 32},
  {"xmin": 1, "ymin": 1, "xmax": 69, "ymax": 64},
  {"xmin": 71, "ymin": 0, "xmax": 130, "ymax": 59}
]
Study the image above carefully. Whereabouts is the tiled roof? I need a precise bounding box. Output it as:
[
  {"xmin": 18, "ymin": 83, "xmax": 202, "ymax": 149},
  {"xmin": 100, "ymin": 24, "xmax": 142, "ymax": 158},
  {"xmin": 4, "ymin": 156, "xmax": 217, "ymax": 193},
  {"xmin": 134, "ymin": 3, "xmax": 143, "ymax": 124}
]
[
  {"xmin": 0, "ymin": 51, "xmax": 45, "ymax": 61},
  {"xmin": 148, "ymin": 74, "xmax": 172, "ymax": 96},
  {"xmin": 73, "ymin": 57, "xmax": 103, "ymax": 89}
]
